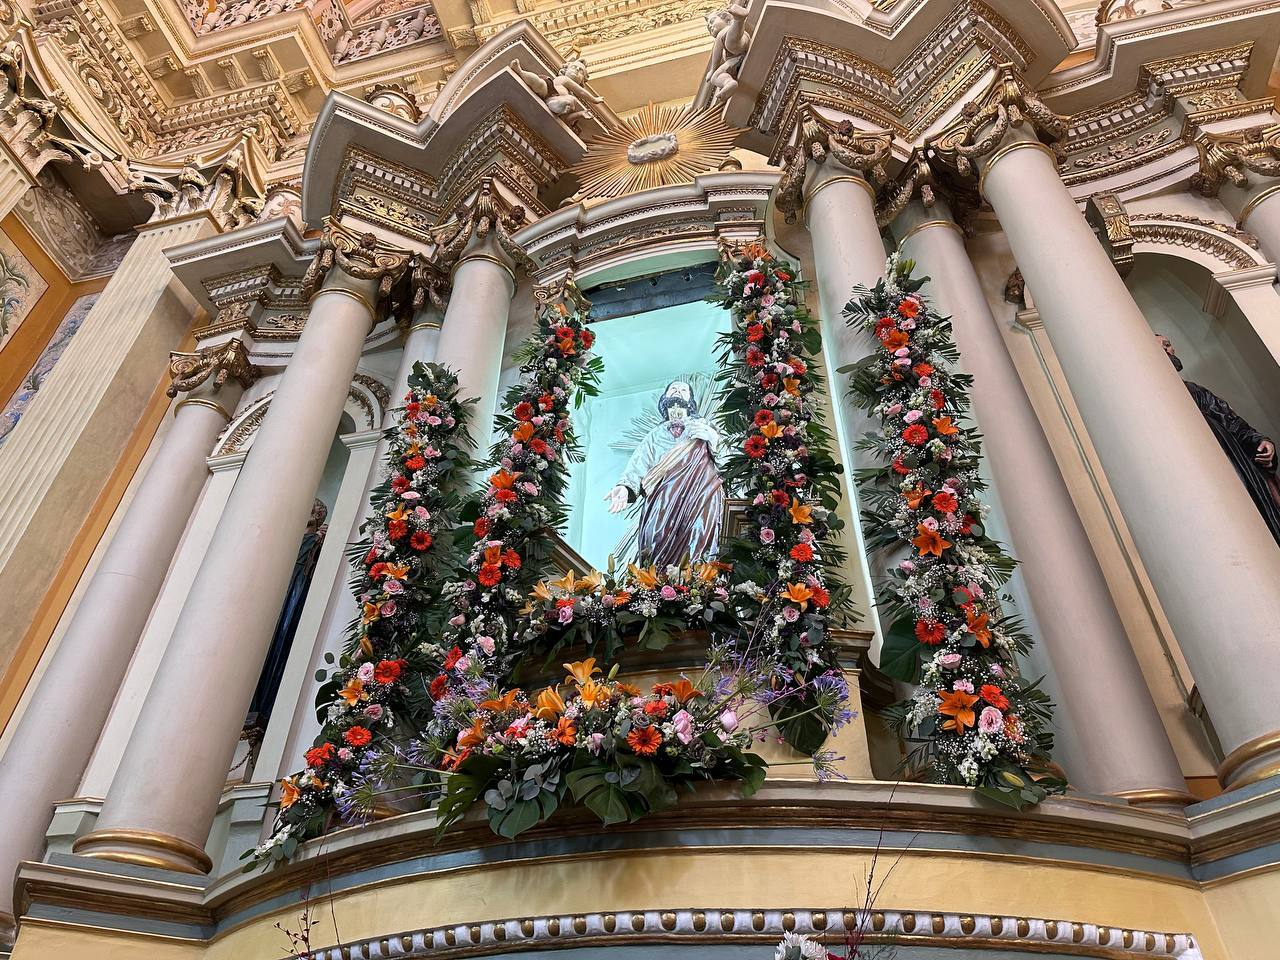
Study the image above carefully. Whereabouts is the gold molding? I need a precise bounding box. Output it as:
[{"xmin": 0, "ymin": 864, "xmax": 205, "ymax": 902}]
[
  {"xmin": 803, "ymin": 175, "xmax": 877, "ymax": 217},
  {"xmin": 1112, "ymin": 788, "xmax": 1195, "ymax": 809},
  {"xmin": 453, "ymin": 251, "xmax": 518, "ymax": 283},
  {"xmin": 72, "ymin": 828, "xmax": 213, "ymax": 874},
  {"xmin": 1217, "ymin": 728, "xmax": 1280, "ymax": 786},
  {"xmin": 173, "ymin": 397, "xmax": 231, "ymax": 421},
  {"xmin": 895, "ymin": 217, "xmax": 964, "ymax": 247},
  {"xmin": 978, "ymin": 140, "xmax": 1059, "ymax": 197},
  {"xmin": 1237, "ymin": 182, "xmax": 1280, "ymax": 228},
  {"xmin": 409, "ymin": 320, "xmax": 442, "ymax": 333},
  {"xmin": 308, "ymin": 284, "xmax": 378, "ymax": 317}
]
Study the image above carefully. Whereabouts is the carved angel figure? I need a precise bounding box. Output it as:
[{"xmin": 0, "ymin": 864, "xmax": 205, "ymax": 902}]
[
  {"xmin": 511, "ymin": 54, "xmax": 604, "ymax": 126},
  {"xmin": 704, "ymin": 3, "xmax": 751, "ymax": 105}
]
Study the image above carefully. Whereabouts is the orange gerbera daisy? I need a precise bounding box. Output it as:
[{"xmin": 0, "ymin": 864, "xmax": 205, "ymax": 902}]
[
  {"xmin": 938, "ymin": 689, "xmax": 979, "ymax": 732},
  {"xmin": 911, "ymin": 523, "xmax": 952, "ymax": 557},
  {"xmin": 554, "ymin": 717, "xmax": 577, "ymax": 746},
  {"xmin": 626, "ymin": 726, "xmax": 663, "ymax": 756}
]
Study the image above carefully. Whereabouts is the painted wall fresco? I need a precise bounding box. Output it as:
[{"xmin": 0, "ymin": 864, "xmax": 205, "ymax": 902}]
[
  {"xmin": 0, "ymin": 293, "xmax": 100, "ymax": 447},
  {"xmin": 0, "ymin": 229, "xmax": 50, "ymax": 353}
]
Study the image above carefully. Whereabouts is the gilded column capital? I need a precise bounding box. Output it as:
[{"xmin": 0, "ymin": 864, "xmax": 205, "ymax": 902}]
[
  {"xmin": 775, "ymin": 108, "xmax": 892, "ymax": 224},
  {"xmin": 166, "ymin": 337, "xmax": 260, "ymax": 399},
  {"xmin": 928, "ymin": 64, "xmax": 1068, "ymax": 182},
  {"xmin": 1190, "ymin": 123, "xmax": 1280, "ymax": 197},
  {"xmin": 408, "ymin": 252, "xmax": 451, "ymax": 316},
  {"xmin": 532, "ymin": 269, "xmax": 591, "ymax": 316},
  {"xmin": 301, "ymin": 219, "xmax": 413, "ymax": 303},
  {"xmin": 431, "ymin": 177, "xmax": 532, "ymax": 277}
]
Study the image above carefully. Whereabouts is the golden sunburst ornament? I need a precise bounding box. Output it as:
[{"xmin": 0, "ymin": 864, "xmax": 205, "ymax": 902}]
[{"xmin": 571, "ymin": 102, "xmax": 744, "ymax": 199}]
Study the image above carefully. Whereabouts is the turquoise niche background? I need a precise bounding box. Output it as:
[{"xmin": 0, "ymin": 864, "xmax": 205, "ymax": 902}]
[{"xmin": 563, "ymin": 297, "xmax": 731, "ymax": 572}]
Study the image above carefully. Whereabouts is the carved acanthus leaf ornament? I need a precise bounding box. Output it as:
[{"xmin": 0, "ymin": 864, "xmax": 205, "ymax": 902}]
[
  {"xmin": 775, "ymin": 108, "xmax": 892, "ymax": 223},
  {"xmin": 166, "ymin": 337, "xmax": 260, "ymax": 398},
  {"xmin": 431, "ymin": 177, "xmax": 531, "ymax": 273},
  {"xmin": 301, "ymin": 220, "xmax": 413, "ymax": 300},
  {"xmin": 1190, "ymin": 123, "xmax": 1280, "ymax": 197},
  {"xmin": 928, "ymin": 64, "xmax": 1068, "ymax": 180}
]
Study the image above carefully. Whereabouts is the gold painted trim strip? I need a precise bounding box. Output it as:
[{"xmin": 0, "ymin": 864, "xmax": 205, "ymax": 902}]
[
  {"xmin": 978, "ymin": 140, "xmax": 1059, "ymax": 197},
  {"xmin": 1236, "ymin": 183, "xmax": 1280, "ymax": 229},
  {"xmin": 896, "ymin": 218, "xmax": 964, "ymax": 247},
  {"xmin": 1111, "ymin": 788, "xmax": 1196, "ymax": 808},
  {"xmin": 72, "ymin": 828, "xmax": 213, "ymax": 874},
  {"xmin": 803, "ymin": 175, "xmax": 877, "ymax": 218},
  {"xmin": 174, "ymin": 397, "xmax": 231, "ymax": 422},
  {"xmin": 409, "ymin": 321, "xmax": 442, "ymax": 333},
  {"xmin": 1217, "ymin": 728, "xmax": 1280, "ymax": 785},
  {"xmin": 15, "ymin": 915, "xmax": 202, "ymax": 945},
  {"xmin": 309, "ymin": 284, "xmax": 377, "ymax": 317},
  {"xmin": 452, "ymin": 252, "xmax": 517, "ymax": 283}
]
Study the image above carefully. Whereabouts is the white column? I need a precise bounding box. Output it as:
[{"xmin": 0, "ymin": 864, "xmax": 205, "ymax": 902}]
[
  {"xmin": 0, "ymin": 355, "xmax": 251, "ymax": 919},
  {"xmin": 1221, "ymin": 179, "xmax": 1280, "ymax": 267},
  {"xmin": 0, "ymin": 142, "xmax": 34, "ymax": 219},
  {"xmin": 894, "ymin": 200, "xmax": 1190, "ymax": 806},
  {"xmin": 435, "ymin": 241, "xmax": 516, "ymax": 449},
  {"xmin": 267, "ymin": 307, "xmax": 444, "ymax": 782},
  {"xmin": 74, "ymin": 248, "xmax": 403, "ymax": 872},
  {"xmin": 979, "ymin": 131, "xmax": 1280, "ymax": 790}
]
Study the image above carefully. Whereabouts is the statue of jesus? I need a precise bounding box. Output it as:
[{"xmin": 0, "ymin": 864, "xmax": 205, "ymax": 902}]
[{"xmin": 604, "ymin": 380, "xmax": 725, "ymax": 568}]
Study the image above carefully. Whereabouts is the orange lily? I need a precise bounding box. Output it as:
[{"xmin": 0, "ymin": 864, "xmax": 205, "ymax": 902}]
[
  {"xmin": 932, "ymin": 417, "xmax": 960, "ymax": 436},
  {"xmin": 789, "ymin": 499, "xmax": 813, "ymax": 525},
  {"xmin": 457, "ymin": 716, "xmax": 487, "ymax": 749},
  {"xmin": 576, "ymin": 570, "xmax": 604, "ymax": 592},
  {"xmin": 385, "ymin": 503, "xmax": 408, "ymax": 521},
  {"xmin": 742, "ymin": 240, "xmax": 771, "ymax": 261},
  {"xmin": 759, "ymin": 421, "xmax": 783, "ymax": 440},
  {"xmin": 670, "ymin": 678, "xmax": 703, "ymax": 703},
  {"xmin": 478, "ymin": 688, "xmax": 524, "ymax": 713},
  {"xmin": 966, "ymin": 608, "xmax": 993, "ymax": 648},
  {"xmin": 903, "ymin": 486, "xmax": 932, "ymax": 510},
  {"xmin": 423, "ymin": 393, "xmax": 439, "ymax": 406},
  {"xmin": 552, "ymin": 569, "xmax": 578, "ymax": 593},
  {"xmin": 554, "ymin": 716, "xmax": 577, "ymax": 746},
  {"xmin": 339, "ymin": 676, "xmax": 365, "ymax": 705},
  {"xmin": 513, "ymin": 421, "xmax": 535, "ymax": 442},
  {"xmin": 490, "ymin": 469, "xmax": 518, "ymax": 490},
  {"xmin": 563, "ymin": 658, "xmax": 600, "ymax": 686},
  {"xmin": 782, "ymin": 582, "xmax": 813, "ymax": 609},
  {"xmin": 384, "ymin": 561, "xmax": 411, "ymax": 579},
  {"xmin": 911, "ymin": 523, "xmax": 952, "ymax": 557},
  {"xmin": 531, "ymin": 581, "xmax": 554, "ymax": 602},
  {"xmin": 628, "ymin": 564, "xmax": 660, "ymax": 590},
  {"xmin": 361, "ymin": 601, "xmax": 380, "ymax": 625},
  {"xmin": 938, "ymin": 689, "xmax": 979, "ymax": 732},
  {"xmin": 578, "ymin": 679, "xmax": 613, "ymax": 709},
  {"xmin": 695, "ymin": 562, "xmax": 721, "ymax": 583},
  {"xmin": 279, "ymin": 777, "xmax": 301, "ymax": 810},
  {"xmin": 483, "ymin": 544, "xmax": 504, "ymax": 565},
  {"xmin": 782, "ymin": 377, "xmax": 801, "ymax": 397},
  {"xmin": 534, "ymin": 686, "xmax": 566, "ymax": 721}
]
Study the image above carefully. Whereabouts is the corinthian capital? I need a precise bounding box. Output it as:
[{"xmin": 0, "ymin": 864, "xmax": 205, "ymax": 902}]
[
  {"xmin": 166, "ymin": 337, "xmax": 260, "ymax": 398},
  {"xmin": 774, "ymin": 108, "xmax": 892, "ymax": 224},
  {"xmin": 431, "ymin": 177, "xmax": 531, "ymax": 273},
  {"xmin": 301, "ymin": 219, "xmax": 413, "ymax": 301},
  {"xmin": 1190, "ymin": 123, "xmax": 1280, "ymax": 197},
  {"xmin": 929, "ymin": 64, "xmax": 1068, "ymax": 180}
]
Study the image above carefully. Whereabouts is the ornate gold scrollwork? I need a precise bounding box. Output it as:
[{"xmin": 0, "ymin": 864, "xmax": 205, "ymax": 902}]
[
  {"xmin": 928, "ymin": 64, "xmax": 1068, "ymax": 181},
  {"xmin": 774, "ymin": 106, "xmax": 892, "ymax": 224},
  {"xmin": 532, "ymin": 269, "xmax": 591, "ymax": 317},
  {"xmin": 166, "ymin": 337, "xmax": 259, "ymax": 398},
  {"xmin": 1190, "ymin": 123, "xmax": 1280, "ymax": 197},
  {"xmin": 431, "ymin": 176, "xmax": 532, "ymax": 273},
  {"xmin": 1085, "ymin": 191, "xmax": 1134, "ymax": 277},
  {"xmin": 301, "ymin": 219, "xmax": 412, "ymax": 301}
]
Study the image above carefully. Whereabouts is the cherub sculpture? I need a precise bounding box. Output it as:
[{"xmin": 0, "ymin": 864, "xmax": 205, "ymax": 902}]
[
  {"xmin": 705, "ymin": 3, "xmax": 751, "ymax": 105},
  {"xmin": 511, "ymin": 53, "xmax": 605, "ymax": 127}
]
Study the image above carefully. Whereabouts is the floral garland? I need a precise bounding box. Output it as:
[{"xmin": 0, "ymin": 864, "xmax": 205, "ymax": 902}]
[
  {"xmin": 256, "ymin": 363, "xmax": 473, "ymax": 863},
  {"xmin": 711, "ymin": 241, "xmax": 853, "ymax": 755},
  {"xmin": 844, "ymin": 256, "xmax": 1061, "ymax": 809}
]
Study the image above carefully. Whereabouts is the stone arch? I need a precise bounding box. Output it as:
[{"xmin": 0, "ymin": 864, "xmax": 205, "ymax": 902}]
[{"xmin": 212, "ymin": 374, "xmax": 391, "ymax": 456}]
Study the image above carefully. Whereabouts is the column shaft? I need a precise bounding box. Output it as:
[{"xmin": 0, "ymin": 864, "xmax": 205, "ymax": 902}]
[
  {"xmin": 435, "ymin": 253, "xmax": 514, "ymax": 449},
  {"xmin": 1222, "ymin": 181, "xmax": 1280, "ymax": 266},
  {"xmin": 0, "ymin": 380, "xmax": 241, "ymax": 921},
  {"xmin": 896, "ymin": 203, "xmax": 1188, "ymax": 803},
  {"xmin": 74, "ymin": 278, "xmax": 380, "ymax": 871},
  {"xmin": 981, "ymin": 135, "xmax": 1280, "ymax": 787}
]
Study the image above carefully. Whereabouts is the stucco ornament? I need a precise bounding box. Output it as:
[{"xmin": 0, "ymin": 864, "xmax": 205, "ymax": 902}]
[
  {"xmin": 704, "ymin": 3, "xmax": 751, "ymax": 105},
  {"xmin": 626, "ymin": 131, "xmax": 678, "ymax": 164},
  {"xmin": 511, "ymin": 51, "xmax": 605, "ymax": 127}
]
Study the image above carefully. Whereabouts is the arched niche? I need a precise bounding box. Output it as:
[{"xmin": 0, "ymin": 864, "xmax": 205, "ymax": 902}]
[{"xmin": 212, "ymin": 373, "xmax": 391, "ymax": 457}]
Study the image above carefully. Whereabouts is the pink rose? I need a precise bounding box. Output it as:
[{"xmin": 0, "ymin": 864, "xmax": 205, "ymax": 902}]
[
  {"xmin": 660, "ymin": 585, "xmax": 678, "ymax": 600},
  {"xmin": 383, "ymin": 579, "xmax": 404, "ymax": 595},
  {"xmin": 939, "ymin": 653, "xmax": 962, "ymax": 669},
  {"xmin": 720, "ymin": 709, "xmax": 739, "ymax": 733},
  {"xmin": 979, "ymin": 706, "xmax": 1003, "ymax": 734},
  {"xmin": 759, "ymin": 528, "xmax": 776, "ymax": 544},
  {"xmin": 558, "ymin": 606, "xmax": 574, "ymax": 624},
  {"xmin": 672, "ymin": 709, "xmax": 694, "ymax": 744},
  {"xmin": 476, "ymin": 636, "xmax": 496, "ymax": 655},
  {"xmin": 782, "ymin": 606, "xmax": 800, "ymax": 623}
]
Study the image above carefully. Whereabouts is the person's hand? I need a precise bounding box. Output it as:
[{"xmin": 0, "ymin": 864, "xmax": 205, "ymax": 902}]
[
  {"xmin": 315, "ymin": 523, "xmax": 329, "ymax": 541},
  {"xmin": 1257, "ymin": 439, "xmax": 1276, "ymax": 468},
  {"xmin": 603, "ymin": 485, "xmax": 630, "ymax": 514}
]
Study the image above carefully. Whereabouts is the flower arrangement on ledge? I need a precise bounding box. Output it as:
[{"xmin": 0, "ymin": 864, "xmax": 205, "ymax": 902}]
[
  {"xmin": 433, "ymin": 657, "xmax": 766, "ymax": 838},
  {"xmin": 257, "ymin": 363, "xmax": 473, "ymax": 862},
  {"xmin": 843, "ymin": 256, "xmax": 1062, "ymax": 809},
  {"xmin": 711, "ymin": 240, "xmax": 854, "ymax": 755}
]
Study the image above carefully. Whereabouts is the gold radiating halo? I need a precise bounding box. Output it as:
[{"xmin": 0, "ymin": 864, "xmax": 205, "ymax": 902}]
[{"xmin": 570, "ymin": 102, "xmax": 744, "ymax": 199}]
